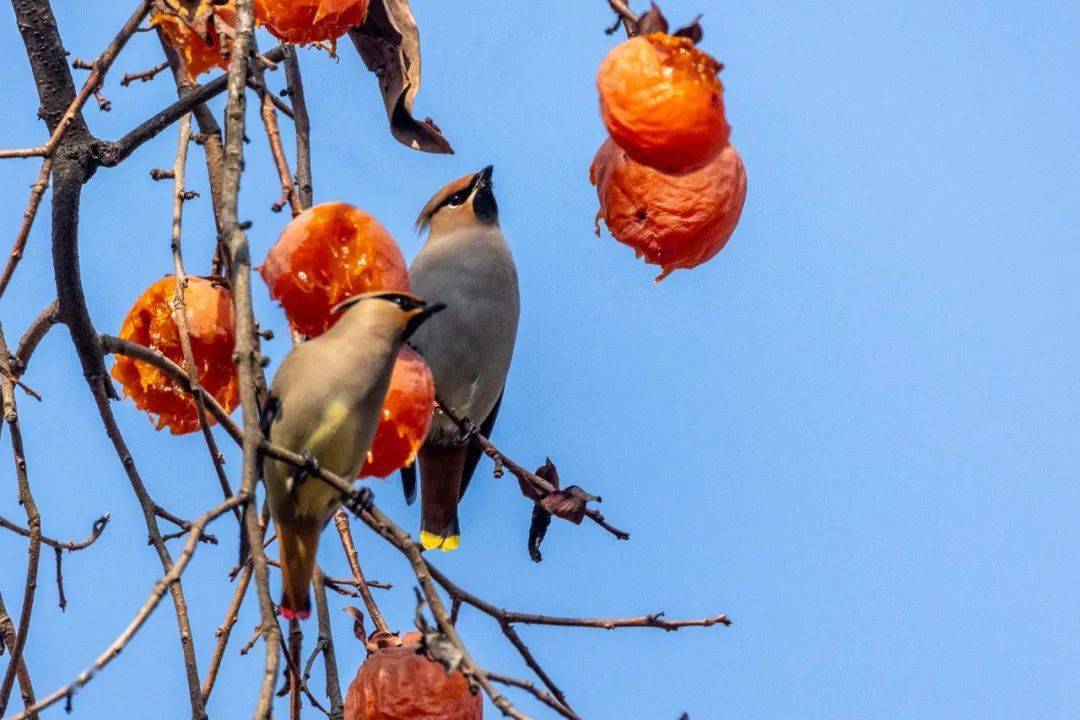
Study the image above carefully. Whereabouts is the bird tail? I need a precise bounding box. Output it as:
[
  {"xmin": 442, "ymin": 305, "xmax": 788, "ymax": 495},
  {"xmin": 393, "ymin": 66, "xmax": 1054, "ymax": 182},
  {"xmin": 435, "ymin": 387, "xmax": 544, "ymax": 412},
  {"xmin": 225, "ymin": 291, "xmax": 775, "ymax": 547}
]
[
  {"xmin": 276, "ymin": 518, "xmax": 319, "ymax": 620},
  {"xmin": 419, "ymin": 444, "xmax": 467, "ymax": 551}
]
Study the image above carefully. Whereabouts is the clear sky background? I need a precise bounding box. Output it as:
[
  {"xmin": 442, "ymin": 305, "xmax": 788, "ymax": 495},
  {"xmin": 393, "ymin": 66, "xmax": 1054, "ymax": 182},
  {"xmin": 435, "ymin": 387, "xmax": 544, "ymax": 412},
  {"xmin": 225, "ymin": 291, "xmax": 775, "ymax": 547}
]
[{"xmin": 1, "ymin": 1, "xmax": 1078, "ymax": 718}]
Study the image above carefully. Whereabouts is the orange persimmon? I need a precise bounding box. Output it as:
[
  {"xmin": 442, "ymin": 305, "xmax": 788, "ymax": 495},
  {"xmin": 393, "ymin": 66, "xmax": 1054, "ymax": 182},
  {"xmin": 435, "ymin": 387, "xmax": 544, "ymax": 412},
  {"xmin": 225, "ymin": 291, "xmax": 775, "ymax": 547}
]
[
  {"xmin": 151, "ymin": 1, "xmax": 236, "ymax": 78},
  {"xmin": 597, "ymin": 33, "xmax": 729, "ymax": 174},
  {"xmin": 260, "ymin": 202, "xmax": 409, "ymax": 339},
  {"xmin": 111, "ymin": 276, "xmax": 239, "ymax": 434},
  {"xmin": 344, "ymin": 634, "xmax": 482, "ymax": 720},
  {"xmin": 359, "ymin": 347, "xmax": 435, "ymax": 479},
  {"xmin": 254, "ymin": 0, "xmax": 369, "ymax": 44},
  {"xmin": 590, "ymin": 137, "xmax": 747, "ymax": 281}
]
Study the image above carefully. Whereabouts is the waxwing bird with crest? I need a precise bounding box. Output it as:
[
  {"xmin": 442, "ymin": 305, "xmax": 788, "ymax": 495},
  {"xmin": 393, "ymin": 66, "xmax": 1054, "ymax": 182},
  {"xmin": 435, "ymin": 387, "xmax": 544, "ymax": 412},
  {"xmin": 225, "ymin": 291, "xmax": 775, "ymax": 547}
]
[
  {"xmin": 261, "ymin": 291, "xmax": 445, "ymax": 619},
  {"xmin": 402, "ymin": 165, "xmax": 521, "ymax": 551}
]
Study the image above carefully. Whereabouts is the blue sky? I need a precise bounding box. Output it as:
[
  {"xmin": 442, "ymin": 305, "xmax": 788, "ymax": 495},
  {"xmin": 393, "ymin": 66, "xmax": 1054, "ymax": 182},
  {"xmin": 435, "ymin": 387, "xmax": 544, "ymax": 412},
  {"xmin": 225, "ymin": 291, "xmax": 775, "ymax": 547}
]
[{"xmin": 2, "ymin": 1, "xmax": 1079, "ymax": 718}]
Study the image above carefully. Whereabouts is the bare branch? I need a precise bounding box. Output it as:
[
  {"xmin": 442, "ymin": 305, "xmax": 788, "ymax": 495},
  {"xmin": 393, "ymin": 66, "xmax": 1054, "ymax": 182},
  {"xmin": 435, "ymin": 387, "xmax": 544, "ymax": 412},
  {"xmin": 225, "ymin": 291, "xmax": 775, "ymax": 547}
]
[
  {"xmin": 5, "ymin": 495, "xmax": 245, "ymax": 720},
  {"xmin": 334, "ymin": 511, "xmax": 390, "ymax": 634}
]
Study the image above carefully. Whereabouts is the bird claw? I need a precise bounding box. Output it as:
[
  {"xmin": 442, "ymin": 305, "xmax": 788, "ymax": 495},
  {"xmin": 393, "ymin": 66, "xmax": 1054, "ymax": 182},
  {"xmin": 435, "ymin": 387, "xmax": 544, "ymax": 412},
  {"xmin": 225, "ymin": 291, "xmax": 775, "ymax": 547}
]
[
  {"xmin": 345, "ymin": 487, "xmax": 374, "ymax": 515},
  {"xmin": 292, "ymin": 452, "xmax": 320, "ymax": 487}
]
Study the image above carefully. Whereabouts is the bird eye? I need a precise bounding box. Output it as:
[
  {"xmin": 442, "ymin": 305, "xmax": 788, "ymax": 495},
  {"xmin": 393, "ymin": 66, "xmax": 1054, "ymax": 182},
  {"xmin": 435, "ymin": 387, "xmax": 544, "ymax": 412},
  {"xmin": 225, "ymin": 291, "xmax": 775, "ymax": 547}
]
[{"xmin": 446, "ymin": 191, "xmax": 469, "ymax": 208}]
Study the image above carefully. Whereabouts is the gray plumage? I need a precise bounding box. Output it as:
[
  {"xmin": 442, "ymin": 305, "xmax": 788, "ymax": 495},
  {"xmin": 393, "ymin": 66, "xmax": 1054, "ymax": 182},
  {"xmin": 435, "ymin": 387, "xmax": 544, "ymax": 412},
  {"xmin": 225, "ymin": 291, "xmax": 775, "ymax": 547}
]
[{"xmin": 406, "ymin": 166, "xmax": 520, "ymax": 550}]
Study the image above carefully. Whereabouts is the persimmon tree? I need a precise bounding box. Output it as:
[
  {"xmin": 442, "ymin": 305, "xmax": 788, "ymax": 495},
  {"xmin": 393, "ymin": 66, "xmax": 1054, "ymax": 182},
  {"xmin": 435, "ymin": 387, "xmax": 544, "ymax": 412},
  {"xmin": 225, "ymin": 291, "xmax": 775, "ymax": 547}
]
[{"xmin": 0, "ymin": 1, "xmax": 737, "ymax": 718}]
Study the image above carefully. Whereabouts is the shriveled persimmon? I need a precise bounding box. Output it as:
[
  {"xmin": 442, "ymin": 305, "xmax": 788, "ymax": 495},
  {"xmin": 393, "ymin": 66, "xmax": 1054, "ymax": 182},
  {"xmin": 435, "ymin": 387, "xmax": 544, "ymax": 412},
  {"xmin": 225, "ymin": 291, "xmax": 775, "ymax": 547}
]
[
  {"xmin": 590, "ymin": 138, "xmax": 747, "ymax": 281},
  {"xmin": 254, "ymin": 0, "xmax": 369, "ymax": 44},
  {"xmin": 111, "ymin": 276, "xmax": 239, "ymax": 434},
  {"xmin": 151, "ymin": 1, "xmax": 236, "ymax": 78},
  {"xmin": 344, "ymin": 633, "xmax": 482, "ymax": 720},
  {"xmin": 598, "ymin": 32, "xmax": 729, "ymax": 174},
  {"xmin": 260, "ymin": 201, "xmax": 409, "ymax": 339},
  {"xmin": 359, "ymin": 347, "xmax": 435, "ymax": 479}
]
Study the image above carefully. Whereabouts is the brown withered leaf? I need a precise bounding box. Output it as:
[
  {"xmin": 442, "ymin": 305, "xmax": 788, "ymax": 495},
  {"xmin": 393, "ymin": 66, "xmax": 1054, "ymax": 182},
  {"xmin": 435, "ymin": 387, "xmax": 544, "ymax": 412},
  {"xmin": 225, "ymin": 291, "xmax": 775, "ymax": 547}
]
[
  {"xmin": 673, "ymin": 15, "xmax": 704, "ymax": 44},
  {"xmin": 528, "ymin": 459, "xmax": 598, "ymax": 561},
  {"xmin": 528, "ymin": 503, "xmax": 552, "ymax": 563},
  {"xmin": 540, "ymin": 486, "xmax": 597, "ymax": 524},
  {"xmin": 348, "ymin": 0, "xmax": 453, "ymax": 154},
  {"xmin": 635, "ymin": 2, "xmax": 669, "ymax": 35},
  {"xmin": 343, "ymin": 606, "xmax": 366, "ymax": 641}
]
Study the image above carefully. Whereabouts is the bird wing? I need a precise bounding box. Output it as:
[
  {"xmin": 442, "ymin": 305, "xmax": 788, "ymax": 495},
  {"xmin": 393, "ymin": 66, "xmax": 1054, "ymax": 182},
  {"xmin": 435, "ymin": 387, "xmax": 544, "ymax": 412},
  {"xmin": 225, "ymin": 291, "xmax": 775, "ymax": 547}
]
[
  {"xmin": 400, "ymin": 462, "xmax": 418, "ymax": 505},
  {"xmin": 460, "ymin": 388, "xmax": 503, "ymax": 500}
]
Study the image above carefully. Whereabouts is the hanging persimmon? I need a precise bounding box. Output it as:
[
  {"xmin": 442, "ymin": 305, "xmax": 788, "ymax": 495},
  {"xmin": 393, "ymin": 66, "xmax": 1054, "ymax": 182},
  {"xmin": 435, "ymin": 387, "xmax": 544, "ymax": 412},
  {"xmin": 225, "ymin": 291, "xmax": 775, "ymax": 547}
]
[
  {"xmin": 597, "ymin": 32, "xmax": 729, "ymax": 174},
  {"xmin": 344, "ymin": 632, "xmax": 482, "ymax": 720},
  {"xmin": 151, "ymin": 0, "xmax": 236, "ymax": 78},
  {"xmin": 111, "ymin": 276, "xmax": 239, "ymax": 434},
  {"xmin": 260, "ymin": 202, "xmax": 410, "ymax": 339},
  {"xmin": 359, "ymin": 347, "xmax": 435, "ymax": 479},
  {"xmin": 254, "ymin": 0, "xmax": 369, "ymax": 44},
  {"xmin": 590, "ymin": 137, "xmax": 747, "ymax": 281}
]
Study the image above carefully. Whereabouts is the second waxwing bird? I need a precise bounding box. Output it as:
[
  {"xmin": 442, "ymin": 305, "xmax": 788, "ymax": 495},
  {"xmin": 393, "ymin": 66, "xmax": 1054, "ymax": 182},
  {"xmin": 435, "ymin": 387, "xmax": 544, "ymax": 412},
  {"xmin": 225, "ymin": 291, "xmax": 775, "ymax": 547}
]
[
  {"xmin": 402, "ymin": 165, "xmax": 520, "ymax": 551},
  {"xmin": 262, "ymin": 291, "xmax": 445, "ymax": 619}
]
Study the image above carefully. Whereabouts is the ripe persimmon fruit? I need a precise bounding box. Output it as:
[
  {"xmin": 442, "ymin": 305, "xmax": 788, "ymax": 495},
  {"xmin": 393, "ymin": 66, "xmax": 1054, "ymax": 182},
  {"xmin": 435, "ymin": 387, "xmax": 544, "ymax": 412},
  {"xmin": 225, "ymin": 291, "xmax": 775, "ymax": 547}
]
[
  {"xmin": 590, "ymin": 137, "xmax": 747, "ymax": 281},
  {"xmin": 254, "ymin": 0, "xmax": 369, "ymax": 44},
  {"xmin": 260, "ymin": 201, "xmax": 409, "ymax": 339},
  {"xmin": 151, "ymin": 1, "xmax": 236, "ymax": 78},
  {"xmin": 344, "ymin": 634, "xmax": 482, "ymax": 720},
  {"xmin": 359, "ymin": 347, "xmax": 435, "ymax": 479},
  {"xmin": 111, "ymin": 276, "xmax": 239, "ymax": 434},
  {"xmin": 598, "ymin": 33, "xmax": 729, "ymax": 174}
]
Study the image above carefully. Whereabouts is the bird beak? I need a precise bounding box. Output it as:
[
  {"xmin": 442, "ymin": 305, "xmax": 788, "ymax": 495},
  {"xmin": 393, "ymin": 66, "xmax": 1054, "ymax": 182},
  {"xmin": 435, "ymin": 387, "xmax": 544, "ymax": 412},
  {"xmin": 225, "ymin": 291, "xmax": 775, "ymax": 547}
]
[
  {"xmin": 403, "ymin": 301, "xmax": 447, "ymax": 340},
  {"xmin": 471, "ymin": 165, "xmax": 498, "ymax": 223},
  {"xmin": 476, "ymin": 165, "xmax": 494, "ymax": 186}
]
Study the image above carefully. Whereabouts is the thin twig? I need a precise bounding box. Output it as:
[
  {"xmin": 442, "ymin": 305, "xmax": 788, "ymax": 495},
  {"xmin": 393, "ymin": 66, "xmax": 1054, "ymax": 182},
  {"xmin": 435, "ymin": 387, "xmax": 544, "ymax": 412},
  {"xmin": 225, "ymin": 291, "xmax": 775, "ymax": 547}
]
[
  {"xmin": 488, "ymin": 673, "xmax": 582, "ymax": 720},
  {"xmin": 436, "ymin": 396, "xmax": 630, "ymax": 540},
  {"xmin": 0, "ymin": 590, "xmax": 36, "ymax": 717},
  {"xmin": 282, "ymin": 47, "xmax": 313, "ymax": 208},
  {"xmin": 334, "ymin": 511, "xmax": 390, "ymax": 634},
  {"xmin": 5, "ymin": 495, "xmax": 245, "ymax": 720},
  {"xmin": 167, "ymin": 112, "xmax": 239, "ymax": 523},
  {"xmin": 0, "ymin": 322, "xmax": 41, "ymax": 718},
  {"xmin": 312, "ymin": 567, "xmax": 345, "ymax": 720},
  {"xmin": 0, "ymin": 161, "xmax": 50, "ymax": 301},
  {"xmin": 120, "ymin": 61, "xmax": 168, "ymax": 86},
  {"xmin": 220, "ymin": 2, "xmax": 282, "ymax": 715}
]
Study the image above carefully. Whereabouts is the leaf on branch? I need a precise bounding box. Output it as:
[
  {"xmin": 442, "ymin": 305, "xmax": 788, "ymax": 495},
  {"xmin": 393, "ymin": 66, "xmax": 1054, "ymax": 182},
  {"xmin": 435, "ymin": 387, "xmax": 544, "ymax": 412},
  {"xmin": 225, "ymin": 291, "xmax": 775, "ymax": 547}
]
[
  {"xmin": 527, "ymin": 459, "xmax": 596, "ymax": 561},
  {"xmin": 672, "ymin": 16, "xmax": 704, "ymax": 44},
  {"xmin": 540, "ymin": 485, "xmax": 596, "ymax": 524},
  {"xmin": 636, "ymin": 2, "xmax": 669, "ymax": 35},
  {"xmin": 528, "ymin": 503, "xmax": 552, "ymax": 563},
  {"xmin": 348, "ymin": 0, "xmax": 454, "ymax": 154},
  {"xmin": 343, "ymin": 605, "xmax": 366, "ymax": 641}
]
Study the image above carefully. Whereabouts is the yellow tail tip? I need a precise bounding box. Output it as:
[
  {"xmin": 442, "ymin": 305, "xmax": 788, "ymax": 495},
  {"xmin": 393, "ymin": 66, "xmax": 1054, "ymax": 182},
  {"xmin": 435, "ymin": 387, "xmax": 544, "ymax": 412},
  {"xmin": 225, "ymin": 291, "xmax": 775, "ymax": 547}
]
[{"xmin": 420, "ymin": 531, "xmax": 460, "ymax": 551}]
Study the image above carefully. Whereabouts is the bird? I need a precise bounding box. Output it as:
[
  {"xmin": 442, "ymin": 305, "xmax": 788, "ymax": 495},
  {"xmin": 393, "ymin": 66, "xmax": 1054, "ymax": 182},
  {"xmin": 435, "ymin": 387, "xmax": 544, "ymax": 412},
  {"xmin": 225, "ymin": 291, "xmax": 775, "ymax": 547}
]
[
  {"xmin": 261, "ymin": 290, "xmax": 445, "ymax": 619},
  {"xmin": 402, "ymin": 165, "xmax": 520, "ymax": 551}
]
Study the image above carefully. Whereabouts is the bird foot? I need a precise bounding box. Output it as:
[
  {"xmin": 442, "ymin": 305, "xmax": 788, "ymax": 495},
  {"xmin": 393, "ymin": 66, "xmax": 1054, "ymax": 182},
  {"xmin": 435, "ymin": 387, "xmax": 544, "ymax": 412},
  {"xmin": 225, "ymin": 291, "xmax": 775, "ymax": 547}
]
[{"xmin": 292, "ymin": 452, "xmax": 320, "ymax": 487}]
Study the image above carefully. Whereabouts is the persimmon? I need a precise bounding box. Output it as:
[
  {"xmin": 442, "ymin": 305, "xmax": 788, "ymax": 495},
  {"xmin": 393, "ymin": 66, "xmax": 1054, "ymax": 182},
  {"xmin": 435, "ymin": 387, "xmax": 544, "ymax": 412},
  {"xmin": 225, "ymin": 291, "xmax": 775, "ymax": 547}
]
[
  {"xmin": 359, "ymin": 347, "xmax": 435, "ymax": 479},
  {"xmin": 260, "ymin": 202, "xmax": 409, "ymax": 339},
  {"xmin": 254, "ymin": 0, "xmax": 369, "ymax": 44},
  {"xmin": 151, "ymin": 1, "xmax": 236, "ymax": 78},
  {"xmin": 590, "ymin": 137, "xmax": 747, "ymax": 281},
  {"xmin": 597, "ymin": 33, "xmax": 729, "ymax": 174},
  {"xmin": 344, "ymin": 634, "xmax": 482, "ymax": 720},
  {"xmin": 111, "ymin": 276, "xmax": 239, "ymax": 434}
]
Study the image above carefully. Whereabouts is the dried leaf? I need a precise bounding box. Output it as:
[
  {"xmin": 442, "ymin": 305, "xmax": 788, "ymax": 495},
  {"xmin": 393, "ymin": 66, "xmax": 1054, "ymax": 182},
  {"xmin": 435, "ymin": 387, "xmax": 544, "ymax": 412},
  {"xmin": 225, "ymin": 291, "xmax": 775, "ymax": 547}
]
[
  {"xmin": 673, "ymin": 16, "xmax": 704, "ymax": 44},
  {"xmin": 636, "ymin": 2, "xmax": 669, "ymax": 35},
  {"xmin": 348, "ymin": 0, "xmax": 453, "ymax": 154},
  {"xmin": 343, "ymin": 606, "xmax": 366, "ymax": 641},
  {"xmin": 540, "ymin": 486, "xmax": 596, "ymax": 524},
  {"xmin": 528, "ymin": 502, "xmax": 552, "ymax": 563}
]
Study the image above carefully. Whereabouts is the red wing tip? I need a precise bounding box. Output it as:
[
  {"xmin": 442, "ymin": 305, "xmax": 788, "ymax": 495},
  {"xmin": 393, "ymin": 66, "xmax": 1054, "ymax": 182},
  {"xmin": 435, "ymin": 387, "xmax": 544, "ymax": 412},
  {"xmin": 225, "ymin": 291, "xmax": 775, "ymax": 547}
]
[{"xmin": 278, "ymin": 605, "xmax": 311, "ymax": 621}]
